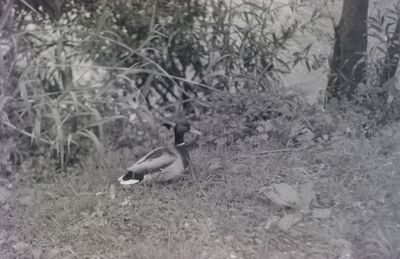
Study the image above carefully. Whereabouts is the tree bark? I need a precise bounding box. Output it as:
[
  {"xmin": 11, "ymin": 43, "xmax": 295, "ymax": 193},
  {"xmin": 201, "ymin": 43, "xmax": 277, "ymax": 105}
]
[{"xmin": 326, "ymin": 0, "xmax": 369, "ymax": 105}]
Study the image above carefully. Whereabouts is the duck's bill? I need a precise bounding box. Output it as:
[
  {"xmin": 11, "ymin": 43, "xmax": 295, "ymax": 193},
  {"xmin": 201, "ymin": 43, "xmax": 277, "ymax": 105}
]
[{"xmin": 189, "ymin": 127, "xmax": 202, "ymax": 135}]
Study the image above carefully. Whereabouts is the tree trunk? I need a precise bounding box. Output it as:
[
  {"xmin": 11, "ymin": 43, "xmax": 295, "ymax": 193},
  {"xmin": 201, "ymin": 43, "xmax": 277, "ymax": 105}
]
[{"xmin": 326, "ymin": 0, "xmax": 369, "ymax": 105}]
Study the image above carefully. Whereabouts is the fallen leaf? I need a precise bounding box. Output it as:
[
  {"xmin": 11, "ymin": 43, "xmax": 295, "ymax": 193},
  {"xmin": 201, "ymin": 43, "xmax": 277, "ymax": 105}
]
[
  {"xmin": 260, "ymin": 133, "xmax": 269, "ymax": 140},
  {"xmin": 0, "ymin": 186, "xmax": 11, "ymax": 204},
  {"xmin": 297, "ymin": 181, "xmax": 315, "ymax": 213},
  {"xmin": 109, "ymin": 184, "xmax": 116, "ymax": 199},
  {"xmin": 215, "ymin": 138, "xmax": 227, "ymax": 147},
  {"xmin": 312, "ymin": 208, "xmax": 332, "ymax": 219},
  {"xmin": 295, "ymin": 128, "xmax": 315, "ymax": 143},
  {"xmin": 264, "ymin": 183, "xmax": 299, "ymax": 208},
  {"xmin": 8, "ymin": 234, "xmax": 18, "ymax": 242},
  {"xmin": 267, "ymin": 251, "xmax": 294, "ymax": 259},
  {"xmin": 0, "ymin": 230, "xmax": 5, "ymax": 246},
  {"xmin": 19, "ymin": 195, "xmax": 33, "ymax": 206},
  {"xmin": 375, "ymin": 191, "xmax": 386, "ymax": 204},
  {"xmin": 209, "ymin": 159, "xmax": 222, "ymax": 170},
  {"xmin": 45, "ymin": 247, "xmax": 61, "ymax": 258},
  {"xmin": 289, "ymin": 123, "xmax": 304, "ymax": 138},
  {"xmin": 2, "ymin": 203, "xmax": 10, "ymax": 211},
  {"xmin": 261, "ymin": 120, "xmax": 274, "ymax": 132},
  {"xmin": 277, "ymin": 213, "xmax": 303, "ymax": 231},
  {"xmin": 331, "ymin": 239, "xmax": 352, "ymax": 259},
  {"xmin": 229, "ymin": 164, "xmax": 241, "ymax": 174},
  {"xmin": 31, "ymin": 247, "xmax": 43, "ymax": 259},
  {"xmin": 12, "ymin": 241, "xmax": 31, "ymax": 252}
]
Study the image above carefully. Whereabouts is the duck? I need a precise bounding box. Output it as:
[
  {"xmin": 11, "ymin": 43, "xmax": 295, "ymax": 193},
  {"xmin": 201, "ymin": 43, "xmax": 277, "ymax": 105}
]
[{"xmin": 118, "ymin": 122, "xmax": 202, "ymax": 185}]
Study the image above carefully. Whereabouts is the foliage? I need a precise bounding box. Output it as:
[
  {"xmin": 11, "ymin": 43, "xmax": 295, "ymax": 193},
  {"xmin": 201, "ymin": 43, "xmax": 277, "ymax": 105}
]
[
  {"xmin": 321, "ymin": 2, "xmax": 400, "ymax": 125},
  {"xmin": 367, "ymin": 2, "xmax": 400, "ymax": 122},
  {"xmin": 202, "ymin": 89, "xmax": 340, "ymax": 148},
  {"xmin": 292, "ymin": 43, "xmax": 328, "ymax": 73},
  {"xmin": 0, "ymin": 0, "xmax": 321, "ymax": 168}
]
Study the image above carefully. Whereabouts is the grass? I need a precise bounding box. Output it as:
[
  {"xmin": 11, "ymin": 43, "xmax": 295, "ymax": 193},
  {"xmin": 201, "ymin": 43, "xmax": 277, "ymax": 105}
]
[{"xmin": 3, "ymin": 123, "xmax": 400, "ymax": 258}]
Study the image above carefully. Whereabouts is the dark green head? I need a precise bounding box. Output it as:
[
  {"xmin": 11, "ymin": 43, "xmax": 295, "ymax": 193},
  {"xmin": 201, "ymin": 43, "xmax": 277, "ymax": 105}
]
[
  {"xmin": 175, "ymin": 122, "xmax": 201, "ymax": 135},
  {"xmin": 173, "ymin": 122, "xmax": 201, "ymax": 145}
]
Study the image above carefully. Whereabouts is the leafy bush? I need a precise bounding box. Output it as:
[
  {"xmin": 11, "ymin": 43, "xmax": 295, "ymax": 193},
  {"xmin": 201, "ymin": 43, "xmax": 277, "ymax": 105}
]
[
  {"xmin": 352, "ymin": 3, "xmax": 400, "ymax": 122},
  {"xmin": 0, "ymin": 0, "xmax": 326, "ymax": 169},
  {"xmin": 201, "ymin": 90, "xmax": 334, "ymax": 148}
]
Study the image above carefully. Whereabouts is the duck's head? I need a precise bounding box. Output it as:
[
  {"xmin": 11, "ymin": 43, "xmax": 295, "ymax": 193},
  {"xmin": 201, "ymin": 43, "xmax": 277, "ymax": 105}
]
[
  {"xmin": 163, "ymin": 122, "xmax": 202, "ymax": 136},
  {"xmin": 170, "ymin": 122, "xmax": 201, "ymax": 145},
  {"xmin": 174, "ymin": 122, "xmax": 202, "ymax": 136}
]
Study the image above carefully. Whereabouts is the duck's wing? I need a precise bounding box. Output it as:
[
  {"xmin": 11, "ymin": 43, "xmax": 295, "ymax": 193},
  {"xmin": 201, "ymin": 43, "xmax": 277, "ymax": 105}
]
[{"xmin": 127, "ymin": 147, "xmax": 177, "ymax": 172}]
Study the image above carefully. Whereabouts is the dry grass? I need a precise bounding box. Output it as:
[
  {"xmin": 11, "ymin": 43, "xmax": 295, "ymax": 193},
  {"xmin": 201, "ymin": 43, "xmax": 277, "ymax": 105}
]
[{"xmin": 3, "ymin": 123, "xmax": 400, "ymax": 258}]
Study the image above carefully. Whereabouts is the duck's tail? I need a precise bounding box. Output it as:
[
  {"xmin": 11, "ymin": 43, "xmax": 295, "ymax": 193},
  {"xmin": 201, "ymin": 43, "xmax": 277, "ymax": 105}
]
[{"xmin": 118, "ymin": 171, "xmax": 141, "ymax": 185}]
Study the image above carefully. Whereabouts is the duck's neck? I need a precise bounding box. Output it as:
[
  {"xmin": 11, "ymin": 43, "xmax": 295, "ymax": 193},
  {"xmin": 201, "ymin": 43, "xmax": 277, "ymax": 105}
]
[
  {"xmin": 174, "ymin": 132, "xmax": 189, "ymax": 168},
  {"xmin": 174, "ymin": 131, "xmax": 185, "ymax": 146}
]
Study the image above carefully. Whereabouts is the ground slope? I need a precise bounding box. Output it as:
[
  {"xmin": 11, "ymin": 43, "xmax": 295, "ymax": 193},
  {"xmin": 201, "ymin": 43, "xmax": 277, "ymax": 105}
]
[{"xmin": 1, "ymin": 126, "xmax": 400, "ymax": 258}]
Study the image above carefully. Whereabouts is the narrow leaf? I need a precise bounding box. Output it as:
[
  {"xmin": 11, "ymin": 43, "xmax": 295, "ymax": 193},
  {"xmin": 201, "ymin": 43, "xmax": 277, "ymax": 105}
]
[
  {"xmin": 19, "ymin": 81, "xmax": 32, "ymax": 120},
  {"xmin": 49, "ymin": 103, "xmax": 64, "ymax": 167},
  {"xmin": 90, "ymin": 108, "xmax": 104, "ymax": 142},
  {"xmin": 77, "ymin": 129, "xmax": 104, "ymax": 155},
  {"xmin": 86, "ymin": 115, "xmax": 126, "ymax": 128},
  {"xmin": 32, "ymin": 112, "xmax": 41, "ymax": 145}
]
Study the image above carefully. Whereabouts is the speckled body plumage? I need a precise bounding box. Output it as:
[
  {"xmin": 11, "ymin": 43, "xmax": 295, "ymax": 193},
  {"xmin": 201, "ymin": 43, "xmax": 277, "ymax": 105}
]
[{"xmin": 118, "ymin": 122, "xmax": 200, "ymax": 185}]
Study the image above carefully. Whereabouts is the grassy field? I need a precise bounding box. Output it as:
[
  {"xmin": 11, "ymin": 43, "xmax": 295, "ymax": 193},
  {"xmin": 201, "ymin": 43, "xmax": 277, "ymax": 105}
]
[{"xmin": 2, "ymin": 123, "xmax": 400, "ymax": 259}]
